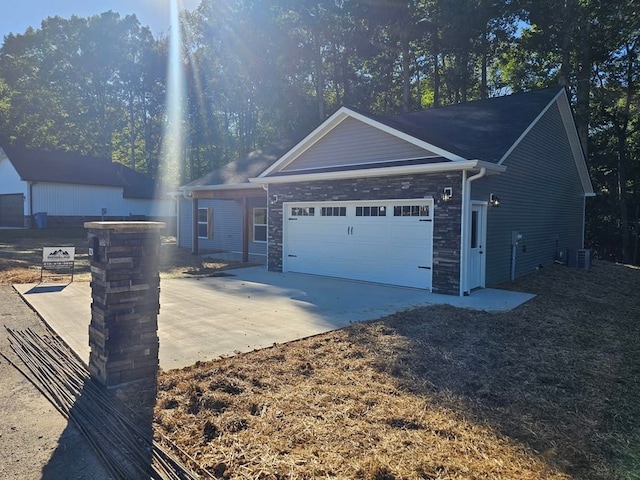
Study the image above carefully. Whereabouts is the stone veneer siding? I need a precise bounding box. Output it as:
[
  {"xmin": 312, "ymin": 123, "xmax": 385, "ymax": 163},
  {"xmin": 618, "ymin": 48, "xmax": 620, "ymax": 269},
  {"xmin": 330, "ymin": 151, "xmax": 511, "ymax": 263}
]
[{"xmin": 267, "ymin": 172, "xmax": 462, "ymax": 295}]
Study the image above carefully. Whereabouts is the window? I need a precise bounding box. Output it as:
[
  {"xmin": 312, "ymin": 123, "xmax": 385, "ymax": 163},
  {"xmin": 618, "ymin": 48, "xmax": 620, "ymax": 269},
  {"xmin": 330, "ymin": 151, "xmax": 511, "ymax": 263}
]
[
  {"xmin": 198, "ymin": 207, "xmax": 213, "ymax": 239},
  {"xmin": 471, "ymin": 210, "xmax": 478, "ymax": 248},
  {"xmin": 321, "ymin": 206, "xmax": 346, "ymax": 217},
  {"xmin": 253, "ymin": 207, "xmax": 267, "ymax": 243},
  {"xmin": 291, "ymin": 207, "xmax": 315, "ymax": 216},
  {"xmin": 393, "ymin": 205, "xmax": 430, "ymax": 217},
  {"xmin": 356, "ymin": 206, "xmax": 387, "ymax": 217}
]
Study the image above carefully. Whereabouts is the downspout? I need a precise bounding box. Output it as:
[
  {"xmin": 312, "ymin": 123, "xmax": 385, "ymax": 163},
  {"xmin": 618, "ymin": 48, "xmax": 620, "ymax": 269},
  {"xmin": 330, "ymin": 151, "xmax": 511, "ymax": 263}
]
[
  {"xmin": 581, "ymin": 195, "xmax": 586, "ymax": 249},
  {"xmin": 460, "ymin": 167, "xmax": 487, "ymax": 296}
]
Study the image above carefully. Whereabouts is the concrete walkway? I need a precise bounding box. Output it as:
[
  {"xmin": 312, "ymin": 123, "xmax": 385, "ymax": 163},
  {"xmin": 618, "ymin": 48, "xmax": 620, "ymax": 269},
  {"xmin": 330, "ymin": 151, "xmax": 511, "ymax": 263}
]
[{"xmin": 14, "ymin": 267, "xmax": 535, "ymax": 371}]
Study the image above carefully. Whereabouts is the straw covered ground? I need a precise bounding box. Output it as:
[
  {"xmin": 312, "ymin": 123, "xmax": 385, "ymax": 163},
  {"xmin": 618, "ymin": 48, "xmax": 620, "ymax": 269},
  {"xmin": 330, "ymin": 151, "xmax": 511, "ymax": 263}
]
[
  {"xmin": 2, "ymin": 229, "xmax": 638, "ymax": 478},
  {"xmin": 153, "ymin": 261, "xmax": 640, "ymax": 480},
  {"xmin": 0, "ymin": 228, "xmax": 240, "ymax": 285}
]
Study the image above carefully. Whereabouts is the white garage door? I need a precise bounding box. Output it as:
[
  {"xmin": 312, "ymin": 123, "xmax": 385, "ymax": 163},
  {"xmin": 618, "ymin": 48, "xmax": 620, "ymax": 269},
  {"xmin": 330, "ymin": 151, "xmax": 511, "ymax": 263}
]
[
  {"xmin": 0, "ymin": 194, "xmax": 24, "ymax": 227},
  {"xmin": 283, "ymin": 200, "xmax": 433, "ymax": 289}
]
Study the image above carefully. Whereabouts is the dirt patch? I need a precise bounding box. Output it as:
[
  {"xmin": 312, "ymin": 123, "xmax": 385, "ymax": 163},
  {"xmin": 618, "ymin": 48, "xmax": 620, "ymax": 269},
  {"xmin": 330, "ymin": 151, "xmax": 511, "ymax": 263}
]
[
  {"xmin": 0, "ymin": 228, "xmax": 244, "ymax": 285},
  {"xmin": 154, "ymin": 261, "xmax": 640, "ymax": 480},
  {"xmin": 0, "ymin": 286, "xmax": 111, "ymax": 480}
]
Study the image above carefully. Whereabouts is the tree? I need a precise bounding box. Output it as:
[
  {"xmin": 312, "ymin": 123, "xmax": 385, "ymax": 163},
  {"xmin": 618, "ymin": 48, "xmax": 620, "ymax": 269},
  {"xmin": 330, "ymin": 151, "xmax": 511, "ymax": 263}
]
[{"xmin": 0, "ymin": 12, "xmax": 165, "ymax": 175}]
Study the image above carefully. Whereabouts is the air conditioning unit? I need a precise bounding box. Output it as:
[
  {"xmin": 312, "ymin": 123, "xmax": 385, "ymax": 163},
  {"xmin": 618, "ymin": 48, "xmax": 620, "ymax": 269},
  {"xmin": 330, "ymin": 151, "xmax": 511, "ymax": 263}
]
[{"xmin": 576, "ymin": 249, "xmax": 591, "ymax": 270}]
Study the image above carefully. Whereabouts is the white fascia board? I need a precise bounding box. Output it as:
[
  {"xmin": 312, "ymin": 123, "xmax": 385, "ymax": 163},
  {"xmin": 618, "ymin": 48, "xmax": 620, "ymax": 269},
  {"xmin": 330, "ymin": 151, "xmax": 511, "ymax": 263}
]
[
  {"xmin": 555, "ymin": 91, "xmax": 595, "ymax": 196},
  {"xmin": 258, "ymin": 107, "xmax": 353, "ymax": 177},
  {"xmin": 258, "ymin": 107, "xmax": 468, "ymax": 178},
  {"xmin": 180, "ymin": 183, "xmax": 263, "ymax": 192},
  {"xmin": 250, "ymin": 160, "xmax": 505, "ymax": 185}
]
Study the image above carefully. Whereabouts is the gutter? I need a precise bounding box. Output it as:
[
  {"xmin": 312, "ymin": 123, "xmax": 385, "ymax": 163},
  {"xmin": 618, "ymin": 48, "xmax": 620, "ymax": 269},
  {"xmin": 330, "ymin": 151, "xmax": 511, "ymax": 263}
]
[
  {"xmin": 460, "ymin": 167, "xmax": 487, "ymax": 296},
  {"xmin": 181, "ymin": 183, "xmax": 263, "ymax": 192},
  {"xmin": 250, "ymin": 160, "xmax": 505, "ymax": 185}
]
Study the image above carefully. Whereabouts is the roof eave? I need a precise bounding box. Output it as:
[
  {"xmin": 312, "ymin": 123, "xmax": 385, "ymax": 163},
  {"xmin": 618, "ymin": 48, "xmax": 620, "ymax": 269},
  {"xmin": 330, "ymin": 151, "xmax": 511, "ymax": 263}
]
[
  {"xmin": 250, "ymin": 160, "xmax": 505, "ymax": 185},
  {"xmin": 180, "ymin": 182, "xmax": 263, "ymax": 192},
  {"xmin": 258, "ymin": 107, "xmax": 468, "ymax": 178}
]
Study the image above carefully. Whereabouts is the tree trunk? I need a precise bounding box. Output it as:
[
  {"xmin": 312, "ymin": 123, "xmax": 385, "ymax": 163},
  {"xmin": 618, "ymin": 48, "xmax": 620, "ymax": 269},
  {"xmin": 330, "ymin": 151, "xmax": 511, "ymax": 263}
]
[
  {"xmin": 575, "ymin": 16, "xmax": 591, "ymax": 158},
  {"xmin": 433, "ymin": 51, "xmax": 441, "ymax": 107},
  {"xmin": 480, "ymin": 27, "xmax": 488, "ymax": 99},
  {"xmin": 460, "ymin": 51, "xmax": 469, "ymax": 103},
  {"xmin": 617, "ymin": 45, "xmax": 636, "ymax": 263},
  {"xmin": 401, "ymin": 31, "xmax": 411, "ymax": 112},
  {"xmin": 617, "ymin": 136, "xmax": 630, "ymax": 263},
  {"xmin": 129, "ymin": 88, "xmax": 136, "ymax": 171},
  {"xmin": 313, "ymin": 26, "xmax": 325, "ymax": 121},
  {"xmin": 634, "ymin": 200, "xmax": 639, "ymax": 265}
]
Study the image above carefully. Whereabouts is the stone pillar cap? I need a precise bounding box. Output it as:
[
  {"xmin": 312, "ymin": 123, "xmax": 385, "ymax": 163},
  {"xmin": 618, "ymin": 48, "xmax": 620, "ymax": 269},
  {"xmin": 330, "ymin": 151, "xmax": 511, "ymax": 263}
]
[{"xmin": 84, "ymin": 221, "xmax": 166, "ymax": 231}]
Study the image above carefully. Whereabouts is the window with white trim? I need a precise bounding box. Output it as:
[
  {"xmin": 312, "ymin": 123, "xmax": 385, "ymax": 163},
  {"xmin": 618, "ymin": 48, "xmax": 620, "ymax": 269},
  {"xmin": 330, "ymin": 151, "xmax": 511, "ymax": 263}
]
[
  {"xmin": 253, "ymin": 207, "xmax": 267, "ymax": 242},
  {"xmin": 321, "ymin": 206, "xmax": 346, "ymax": 217},
  {"xmin": 198, "ymin": 207, "xmax": 213, "ymax": 239},
  {"xmin": 291, "ymin": 207, "xmax": 315, "ymax": 216},
  {"xmin": 356, "ymin": 206, "xmax": 387, "ymax": 217},
  {"xmin": 393, "ymin": 205, "xmax": 430, "ymax": 217}
]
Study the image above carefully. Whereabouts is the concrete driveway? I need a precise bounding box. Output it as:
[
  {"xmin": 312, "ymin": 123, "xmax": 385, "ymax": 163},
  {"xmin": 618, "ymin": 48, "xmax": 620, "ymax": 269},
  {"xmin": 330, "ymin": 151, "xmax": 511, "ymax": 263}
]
[{"xmin": 14, "ymin": 267, "xmax": 534, "ymax": 370}]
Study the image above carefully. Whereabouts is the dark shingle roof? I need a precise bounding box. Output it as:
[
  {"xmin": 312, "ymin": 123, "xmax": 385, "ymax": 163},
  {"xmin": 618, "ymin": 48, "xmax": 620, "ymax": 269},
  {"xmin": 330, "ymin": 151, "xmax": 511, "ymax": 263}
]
[
  {"xmin": 2, "ymin": 146, "xmax": 161, "ymax": 199},
  {"xmin": 374, "ymin": 87, "xmax": 563, "ymax": 162},
  {"xmin": 185, "ymin": 139, "xmax": 294, "ymax": 188}
]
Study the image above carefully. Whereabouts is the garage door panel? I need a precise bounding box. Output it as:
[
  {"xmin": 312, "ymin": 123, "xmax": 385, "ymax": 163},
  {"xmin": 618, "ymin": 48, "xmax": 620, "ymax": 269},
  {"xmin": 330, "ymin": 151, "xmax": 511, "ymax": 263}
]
[
  {"xmin": 283, "ymin": 200, "xmax": 433, "ymax": 290},
  {"xmin": 0, "ymin": 194, "xmax": 24, "ymax": 227}
]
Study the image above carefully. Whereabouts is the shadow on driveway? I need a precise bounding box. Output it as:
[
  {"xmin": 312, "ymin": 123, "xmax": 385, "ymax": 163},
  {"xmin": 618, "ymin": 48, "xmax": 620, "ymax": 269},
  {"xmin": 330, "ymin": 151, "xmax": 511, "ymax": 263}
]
[{"xmin": 15, "ymin": 267, "xmax": 534, "ymax": 371}]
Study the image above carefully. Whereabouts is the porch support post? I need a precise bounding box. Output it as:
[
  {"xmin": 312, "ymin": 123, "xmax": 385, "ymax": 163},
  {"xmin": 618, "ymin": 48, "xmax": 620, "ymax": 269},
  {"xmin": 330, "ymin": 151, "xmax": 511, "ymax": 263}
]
[
  {"xmin": 242, "ymin": 196, "xmax": 250, "ymax": 263},
  {"xmin": 192, "ymin": 197, "xmax": 199, "ymax": 254}
]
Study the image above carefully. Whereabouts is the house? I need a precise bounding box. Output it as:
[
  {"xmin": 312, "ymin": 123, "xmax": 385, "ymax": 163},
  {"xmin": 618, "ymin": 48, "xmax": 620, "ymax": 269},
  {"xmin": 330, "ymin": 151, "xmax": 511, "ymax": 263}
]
[
  {"xmin": 177, "ymin": 141, "xmax": 292, "ymax": 263},
  {"xmin": 0, "ymin": 146, "xmax": 175, "ymax": 229},
  {"xmin": 179, "ymin": 87, "xmax": 594, "ymax": 295}
]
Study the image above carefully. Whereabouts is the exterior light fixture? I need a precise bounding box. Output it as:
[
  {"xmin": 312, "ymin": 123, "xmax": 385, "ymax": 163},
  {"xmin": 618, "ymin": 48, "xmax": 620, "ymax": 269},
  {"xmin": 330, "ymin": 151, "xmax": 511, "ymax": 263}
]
[
  {"xmin": 441, "ymin": 187, "xmax": 453, "ymax": 202},
  {"xmin": 490, "ymin": 193, "xmax": 501, "ymax": 207},
  {"xmin": 270, "ymin": 194, "xmax": 279, "ymax": 205}
]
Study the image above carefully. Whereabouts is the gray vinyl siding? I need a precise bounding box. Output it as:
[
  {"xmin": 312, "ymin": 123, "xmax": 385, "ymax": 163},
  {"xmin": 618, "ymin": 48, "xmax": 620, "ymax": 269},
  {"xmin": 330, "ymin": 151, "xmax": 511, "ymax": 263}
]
[
  {"xmin": 177, "ymin": 196, "xmax": 267, "ymax": 257},
  {"xmin": 472, "ymin": 101, "xmax": 586, "ymax": 286},
  {"xmin": 281, "ymin": 117, "xmax": 438, "ymax": 172},
  {"xmin": 177, "ymin": 198, "xmax": 192, "ymax": 248}
]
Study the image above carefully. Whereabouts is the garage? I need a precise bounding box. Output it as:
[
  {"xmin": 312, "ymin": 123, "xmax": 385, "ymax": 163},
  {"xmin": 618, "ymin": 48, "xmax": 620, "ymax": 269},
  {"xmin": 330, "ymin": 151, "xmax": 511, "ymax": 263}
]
[
  {"xmin": 283, "ymin": 200, "xmax": 433, "ymax": 289},
  {"xmin": 0, "ymin": 194, "xmax": 24, "ymax": 227}
]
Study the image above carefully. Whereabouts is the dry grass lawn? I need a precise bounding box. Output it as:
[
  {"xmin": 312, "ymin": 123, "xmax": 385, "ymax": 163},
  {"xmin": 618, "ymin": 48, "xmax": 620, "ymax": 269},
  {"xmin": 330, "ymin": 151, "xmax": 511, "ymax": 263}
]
[
  {"xmin": 153, "ymin": 262, "xmax": 640, "ymax": 480},
  {"xmin": 0, "ymin": 228, "xmax": 241, "ymax": 285},
  {"xmin": 2, "ymin": 228, "xmax": 639, "ymax": 479}
]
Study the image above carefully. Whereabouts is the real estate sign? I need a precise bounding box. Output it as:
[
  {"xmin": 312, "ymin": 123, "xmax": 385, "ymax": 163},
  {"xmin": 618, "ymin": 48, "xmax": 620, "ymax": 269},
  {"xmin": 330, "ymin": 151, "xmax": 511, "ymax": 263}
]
[{"xmin": 42, "ymin": 247, "xmax": 75, "ymax": 270}]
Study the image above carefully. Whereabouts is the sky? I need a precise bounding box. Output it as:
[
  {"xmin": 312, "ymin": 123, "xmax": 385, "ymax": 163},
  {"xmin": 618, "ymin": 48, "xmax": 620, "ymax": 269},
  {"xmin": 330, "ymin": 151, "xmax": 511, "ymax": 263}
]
[{"xmin": 0, "ymin": 0, "xmax": 201, "ymax": 40}]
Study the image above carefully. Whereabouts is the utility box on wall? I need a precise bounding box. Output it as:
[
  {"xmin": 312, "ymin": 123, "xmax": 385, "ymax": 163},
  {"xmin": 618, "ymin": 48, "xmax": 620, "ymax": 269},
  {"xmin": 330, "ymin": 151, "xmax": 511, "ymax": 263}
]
[{"xmin": 85, "ymin": 221, "xmax": 165, "ymax": 387}]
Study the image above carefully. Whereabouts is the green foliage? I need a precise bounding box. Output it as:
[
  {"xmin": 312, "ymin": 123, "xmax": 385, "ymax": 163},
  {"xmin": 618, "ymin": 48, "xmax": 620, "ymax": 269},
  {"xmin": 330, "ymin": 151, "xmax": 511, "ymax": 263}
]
[{"xmin": 0, "ymin": 0, "xmax": 638, "ymax": 263}]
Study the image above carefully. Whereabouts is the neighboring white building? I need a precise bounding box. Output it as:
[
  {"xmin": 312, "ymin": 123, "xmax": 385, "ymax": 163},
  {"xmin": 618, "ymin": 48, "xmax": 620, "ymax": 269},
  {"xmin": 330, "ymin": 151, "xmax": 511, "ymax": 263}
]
[{"xmin": 0, "ymin": 146, "xmax": 175, "ymax": 228}]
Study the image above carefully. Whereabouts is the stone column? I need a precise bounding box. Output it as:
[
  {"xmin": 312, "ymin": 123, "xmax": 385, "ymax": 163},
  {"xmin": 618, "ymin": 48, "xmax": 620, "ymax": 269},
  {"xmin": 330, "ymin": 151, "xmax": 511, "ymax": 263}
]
[{"xmin": 85, "ymin": 221, "xmax": 165, "ymax": 387}]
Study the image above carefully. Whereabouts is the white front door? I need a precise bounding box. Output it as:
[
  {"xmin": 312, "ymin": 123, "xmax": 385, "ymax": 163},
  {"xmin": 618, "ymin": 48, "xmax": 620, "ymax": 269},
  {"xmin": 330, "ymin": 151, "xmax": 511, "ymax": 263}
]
[
  {"xmin": 468, "ymin": 203, "xmax": 487, "ymax": 290},
  {"xmin": 283, "ymin": 200, "xmax": 434, "ymax": 289}
]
